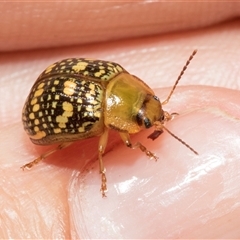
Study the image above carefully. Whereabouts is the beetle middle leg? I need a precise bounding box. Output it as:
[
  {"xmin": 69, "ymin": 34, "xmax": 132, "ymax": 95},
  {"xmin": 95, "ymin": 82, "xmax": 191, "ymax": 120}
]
[
  {"xmin": 119, "ymin": 132, "xmax": 158, "ymax": 161},
  {"xmin": 98, "ymin": 128, "xmax": 109, "ymax": 197},
  {"xmin": 21, "ymin": 142, "xmax": 73, "ymax": 170}
]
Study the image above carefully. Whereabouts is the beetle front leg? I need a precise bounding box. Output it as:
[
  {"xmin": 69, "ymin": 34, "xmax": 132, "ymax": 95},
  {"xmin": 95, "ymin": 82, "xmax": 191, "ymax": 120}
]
[
  {"xmin": 119, "ymin": 132, "xmax": 158, "ymax": 161},
  {"xmin": 98, "ymin": 128, "xmax": 109, "ymax": 197}
]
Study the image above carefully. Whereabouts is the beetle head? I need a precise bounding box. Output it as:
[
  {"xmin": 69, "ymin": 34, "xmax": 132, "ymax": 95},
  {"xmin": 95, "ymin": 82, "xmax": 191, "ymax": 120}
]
[{"xmin": 136, "ymin": 94, "xmax": 164, "ymax": 129}]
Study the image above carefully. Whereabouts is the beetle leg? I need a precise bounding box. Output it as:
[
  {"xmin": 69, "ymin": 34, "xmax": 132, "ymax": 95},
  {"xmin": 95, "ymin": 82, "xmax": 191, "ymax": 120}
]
[
  {"xmin": 98, "ymin": 128, "xmax": 109, "ymax": 197},
  {"xmin": 21, "ymin": 142, "xmax": 73, "ymax": 170},
  {"xmin": 119, "ymin": 132, "xmax": 158, "ymax": 161}
]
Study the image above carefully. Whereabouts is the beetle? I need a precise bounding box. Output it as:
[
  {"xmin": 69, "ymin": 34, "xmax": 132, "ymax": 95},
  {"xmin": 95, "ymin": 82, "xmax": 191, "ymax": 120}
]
[{"xmin": 22, "ymin": 50, "xmax": 198, "ymax": 197}]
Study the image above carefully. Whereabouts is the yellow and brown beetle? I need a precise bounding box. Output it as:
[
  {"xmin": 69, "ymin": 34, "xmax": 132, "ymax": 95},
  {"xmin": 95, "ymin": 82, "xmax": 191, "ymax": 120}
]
[{"xmin": 22, "ymin": 51, "xmax": 198, "ymax": 197}]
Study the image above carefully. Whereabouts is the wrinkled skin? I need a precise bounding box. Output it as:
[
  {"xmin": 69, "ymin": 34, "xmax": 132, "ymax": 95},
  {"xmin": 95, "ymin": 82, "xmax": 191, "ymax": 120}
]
[{"xmin": 0, "ymin": 2, "xmax": 240, "ymax": 239}]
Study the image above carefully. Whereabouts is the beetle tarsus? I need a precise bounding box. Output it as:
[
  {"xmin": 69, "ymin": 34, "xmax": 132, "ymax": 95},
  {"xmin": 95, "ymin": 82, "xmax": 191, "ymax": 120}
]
[
  {"xmin": 100, "ymin": 172, "xmax": 108, "ymax": 198},
  {"xmin": 21, "ymin": 156, "xmax": 43, "ymax": 170},
  {"xmin": 131, "ymin": 141, "xmax": 158, "ymax": 161},
  {"xmin": 21, "ymin": 142, "xmax": 72, "ymax": 170}
]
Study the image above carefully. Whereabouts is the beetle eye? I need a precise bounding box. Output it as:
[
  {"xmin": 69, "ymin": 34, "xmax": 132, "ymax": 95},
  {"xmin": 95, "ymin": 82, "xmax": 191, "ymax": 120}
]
[
  {"xmin": 153, "ymin": 95, "xmax": 159, "ymax": 101},
  {"xmin": 144, "ymin": 117, "xmax": 152, "ymax": 128}
]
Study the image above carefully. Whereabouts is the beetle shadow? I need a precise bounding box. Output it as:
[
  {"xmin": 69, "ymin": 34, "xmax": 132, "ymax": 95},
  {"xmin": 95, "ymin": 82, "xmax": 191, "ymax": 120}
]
[
  {"xmin": 34, "ymin": 129, "xmax": 155, "ymax": 172},
  {"xmin": 33, "ymin": 131, "xmax": 125, "ymax": 171}
]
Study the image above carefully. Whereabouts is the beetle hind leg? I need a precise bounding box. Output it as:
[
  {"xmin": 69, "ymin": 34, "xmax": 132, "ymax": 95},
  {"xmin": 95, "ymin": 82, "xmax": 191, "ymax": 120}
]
[
  {"xmin": 119, "ymin": 132, "xmax": 158, "ymax": 161},
  {"xmin": 21, "ymin": 142, "xmax": 73, "ymax": 170}
]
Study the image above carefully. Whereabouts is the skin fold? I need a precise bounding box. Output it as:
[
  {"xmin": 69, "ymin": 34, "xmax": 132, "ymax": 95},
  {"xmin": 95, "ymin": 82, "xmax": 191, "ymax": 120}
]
[{"xmin": 0, "ymin": 2, "xmax": 240, "ymax": 239}]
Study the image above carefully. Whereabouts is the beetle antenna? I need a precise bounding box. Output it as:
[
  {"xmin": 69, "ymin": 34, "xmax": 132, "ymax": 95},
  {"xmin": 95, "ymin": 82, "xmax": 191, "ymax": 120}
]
[
  {"xmin": 161, "ymin": 125, "xmax": 198, "ymax": 155},
  {"xmin": 162, "ymin": 50, "xmax": 197, "ymax": 105},
  {"xmin": 152, "ymin": 120, "xmax": 198, "ymax": 155}
]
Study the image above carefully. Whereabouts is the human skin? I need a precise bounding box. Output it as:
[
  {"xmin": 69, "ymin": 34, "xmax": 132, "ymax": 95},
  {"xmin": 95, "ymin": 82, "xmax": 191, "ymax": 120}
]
[{"xmin": 0, "ymin": 2, "xmax": 240, "ymax": 239}]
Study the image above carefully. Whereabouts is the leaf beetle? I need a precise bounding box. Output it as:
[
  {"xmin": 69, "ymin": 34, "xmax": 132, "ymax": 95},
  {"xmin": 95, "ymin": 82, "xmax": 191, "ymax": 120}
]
[{"xmin": 22, "ymin": 50, "xmax": 198, "ymax": 196}]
